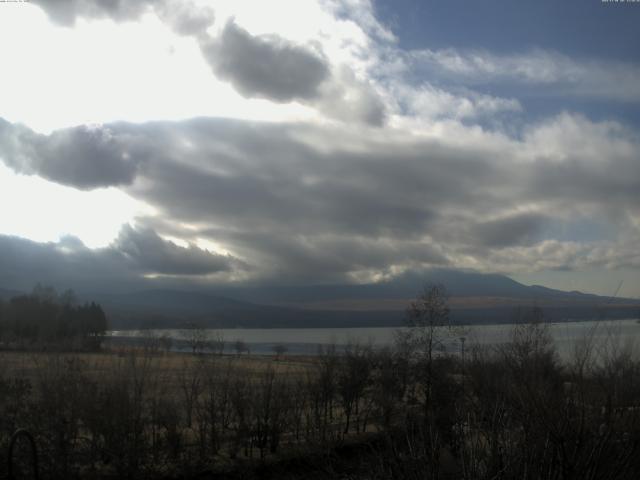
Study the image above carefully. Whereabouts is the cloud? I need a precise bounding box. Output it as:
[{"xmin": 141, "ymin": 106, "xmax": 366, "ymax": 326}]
[
  {"xmin": 325, "ymin": 0, "xmax": 396, "ymax": 44},
  {"xmin": 6, "ymin": 0, "xmax": 638, "ymax": 297},
  {"xmin": 0, "ymin": 233, "xmax": 129, "ymax": 292},
  {"xmin": 200, "ymin": 21, "xmax": 329, "ymax": 103},
  {"xmin": 1, "ymin": 111, "xmax": 639, "ymax": 287},
  {"xmin": 30, "ymin": 1, "xmax": 387, "ymax": 126},
  {"xmin": 477, "ymin": 237, "xmax": 640, "ymax": 274},
  {"xmin": 154, "ymin": 0, "xmax": 214, "ymax": 36},
  {"xmin": 392, "ymin": 83, "xmax": 522, "ymax": 122},
  {"xmin": 410, "ymin": 48, "xmax": 640, "ymax": 102},
  {"xmin": 32, "ymin": 0, "xmax": 215, "ymax": 38},
  {"xmin": 470, "ymin": 212, "xmax": 549, "ymax": 248},
  {"xmin": 0, "ymin": 223, "xmax": 241, "ymax": 293},
  {"xmin": 0, "ymin": 119, "xmax": 142, "ymax": 189},
  {"xmin": 522, "ymin": 113, "xmax": 640, "ymax": 207},
  {"xmin": 199, "ymin": 21, "xmax": 386, "ymax": 125},
  {"xmin": 316, "ymin": 66, "xmax": 387, "ymax": 126},
  {"xmin": 110, "ymin": 115, "xmax": 640, "ymax": 278},
  {"xmin": 30, "ymin": 0, "xmax": 159, "ymax": 26},
  {"xmin": 114, "ymin": 224, "xmax": 236, "ymax": 276}
]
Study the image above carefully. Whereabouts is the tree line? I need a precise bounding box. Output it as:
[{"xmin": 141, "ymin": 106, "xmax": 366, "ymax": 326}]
[{"xmin": 0, "ymin": 284, "xmax": 108, "ymax": 350}]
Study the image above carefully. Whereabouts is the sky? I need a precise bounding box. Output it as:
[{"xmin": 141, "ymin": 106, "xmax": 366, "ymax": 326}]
[{"xmin": 0, "ymin": 0, "xmax": 639, "ymax": 298}]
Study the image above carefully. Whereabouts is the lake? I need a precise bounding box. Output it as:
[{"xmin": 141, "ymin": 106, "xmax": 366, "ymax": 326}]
[{"xmin": 109, "ymin": 318, "xmax": 640, "ymax": 359}]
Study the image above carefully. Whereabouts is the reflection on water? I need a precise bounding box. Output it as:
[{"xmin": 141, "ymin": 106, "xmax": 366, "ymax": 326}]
[{"xmin": 109, "ymin": 318, "xmax": 640, "ymax": 358}]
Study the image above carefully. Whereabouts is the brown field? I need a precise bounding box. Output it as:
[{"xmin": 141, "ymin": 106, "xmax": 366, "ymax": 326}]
[
  {"xmin": 0, "ymin": 349, "xmax": 317, "ymax": 400},
  {"xmin": 0, "ymin": 349, "xmax": 314, "ymax": 375},
  {"xmin": 4, "ymin": 320, "xmax": 640, "ymax": 479}
]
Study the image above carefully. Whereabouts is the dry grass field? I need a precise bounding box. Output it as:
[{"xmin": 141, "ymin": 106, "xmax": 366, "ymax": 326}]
[
  {"xmin": 4, "ymin": 319, "xmax": 640, "ymax": 479},
  {"xmin": 0, "ymin": 349, "xmax": 315, "ymax": 380}
]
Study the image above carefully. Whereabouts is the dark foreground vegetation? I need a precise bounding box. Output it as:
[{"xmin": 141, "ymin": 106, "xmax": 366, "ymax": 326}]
[{"xmin": 1, "ymin": 285, "xmax": 640, "ymax": 479}]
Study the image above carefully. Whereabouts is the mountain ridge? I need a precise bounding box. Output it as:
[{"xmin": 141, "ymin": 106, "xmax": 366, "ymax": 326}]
[{"xmin": 2, "ymin": 270, "xmax": 638, "ymax": 328}]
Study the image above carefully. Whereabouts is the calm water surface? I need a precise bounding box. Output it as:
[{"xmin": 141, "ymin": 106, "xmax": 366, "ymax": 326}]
[{"xmin": 110, "ymin": 318, "xmax": 640, "ymax": 358}]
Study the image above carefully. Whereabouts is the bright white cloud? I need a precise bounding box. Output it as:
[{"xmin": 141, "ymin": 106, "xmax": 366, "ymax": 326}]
[
  {"xmin": 0, "ymin": 4, "xmax": 316, "ymax": 133},
  {"xmin": 391, "ymin": 83, "xmax": 521, "ymax": 121},
  {"xmin": 0, "ymin": 163, "xmax": 153, "ymax": 248}
]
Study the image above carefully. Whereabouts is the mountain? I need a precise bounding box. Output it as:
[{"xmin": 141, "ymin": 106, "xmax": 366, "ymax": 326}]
[
  {"xmin": 3, "ymin": 270, "xmax": 638, "ymax": 328},
  {"xmin": 98, "ymin": 269, "xmax": 639, "ymax": 329},
  {"xmin": 93, "ymin": 289, "xmax": 254, "ymax": 315},
  {"xmin": 212, "ymin": 269, "xmax": 608, "ymax": 306},
  {"xmin": 94, "ymin": 289, "xmax": 405, "ymax": 329}
]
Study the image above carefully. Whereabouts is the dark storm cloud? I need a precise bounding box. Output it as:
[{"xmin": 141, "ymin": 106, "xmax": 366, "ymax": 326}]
[
  {"xmin": 114, "ymin": 224, "xmax": 236, "ymax": 276},
  {"xmin": 200, "ymin": 229, "xmax": 448, "ymax": 284},
  {"xmin": 122, "ymin": 116, "xmax": 639, "ymax": 277},
  {"xmin": 0, "ymin": 119, "xmax": 143, "ymax": 189},
  {"xmin": 0, "ymin": 224, "xmax": 240, "ymax": 293},
  {"xmin": 134, "ymin": 157, "xmax": 438, "ymax": 239},
  {"xmin": 115, "ymin": 117, "xmax": 504, "ymax": 240},
  {"xmin": 471, "ymin": 212, "xmax": 549, "ymax": 248},
  {"xmin": 527, "ymin": 158, "xmax": 640, "ymax": 207},
  {"xmin": 1, "ymin": 112, "xmax": 638, "ymax": 284},
  {"xmin": 107, "ymin": 118, "xmax": 512, "ymax": 280},
  {"xmin": 200, "ymin": 22, "xmax": 330, "ymax": 102},
  {"xmin": 0, "ymin": 234, "xmax": 133, "ymax": 293}
]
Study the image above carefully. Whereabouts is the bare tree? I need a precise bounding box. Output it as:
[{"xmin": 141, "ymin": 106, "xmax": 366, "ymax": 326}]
[
  {"xmin": 137, "ymin": 329, "xmax": 161, "ymax": 354},
  {"xmin": 403, "ymin": 284, "xmax": 453, "ymax": 407},
  {"xmin": 210, "ymin": 330, "xmax": 225, "ymax": 356},
  {"xmin": 234, "ymin": 339, "xmax": 249, "ymax": 356},
  {"xmin": 272, "ymin": 343, "xmax": 287, "ymax": 360},
  {"xmin": 158, "ymin": 333, "xmax": 173, "ymax": 354},
  {"xmin": 400, "ymin": 284, "xmax": 455, "ymax": 478},
  {"xmin": 178, "ymin": 359, "xmax": 204, "ymax": 428},
  {"xmin": 181, "ymin": 324, "xmax": 208, "ymax": 355},
  {"xmin": 337, "ymin": 342, "xmax": 372, "ymax": 434}
]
